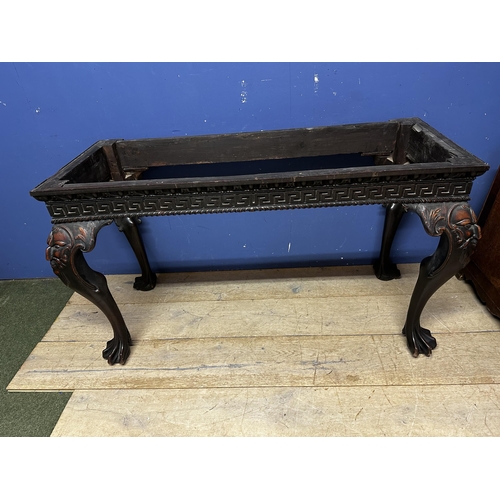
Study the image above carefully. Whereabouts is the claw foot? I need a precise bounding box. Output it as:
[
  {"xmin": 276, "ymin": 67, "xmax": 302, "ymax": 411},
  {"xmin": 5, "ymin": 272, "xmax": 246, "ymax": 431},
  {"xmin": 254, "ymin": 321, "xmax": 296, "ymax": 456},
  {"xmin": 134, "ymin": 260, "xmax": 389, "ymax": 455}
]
[
  {"xmin": 402, "ymin": 325, "xmax": 437, "ymax": 357},
  {"xmin": 102, "ymin": 330, "xmax": 132, "ymax": 365},
  {"xmin": 133, "ymin": 273, "xmax": 157, "ymax": 291}
]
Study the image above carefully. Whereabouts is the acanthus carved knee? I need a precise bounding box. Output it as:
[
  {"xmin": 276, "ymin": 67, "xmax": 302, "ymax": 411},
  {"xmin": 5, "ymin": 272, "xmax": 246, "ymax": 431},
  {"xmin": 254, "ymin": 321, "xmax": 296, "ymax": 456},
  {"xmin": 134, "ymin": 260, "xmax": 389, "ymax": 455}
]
[
  {"xmin": 404, "ymin": 202, "xmax": 481, "ymax": 274},
  {"xmin": 46, "ymin": 220, "xmax": 112, "ymax": 290}
]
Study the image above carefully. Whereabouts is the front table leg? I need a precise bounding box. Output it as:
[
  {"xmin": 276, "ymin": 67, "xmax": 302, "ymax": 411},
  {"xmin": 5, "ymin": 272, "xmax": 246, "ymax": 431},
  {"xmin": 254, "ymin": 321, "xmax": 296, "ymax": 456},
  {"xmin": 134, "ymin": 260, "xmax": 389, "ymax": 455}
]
[
  {"xmin": 46, "ymin": 220, "xmax": 132, "ymax": 365},
  {"xmin": 402, "ymin": 202, "xmax": 481, "ymax": 357}
]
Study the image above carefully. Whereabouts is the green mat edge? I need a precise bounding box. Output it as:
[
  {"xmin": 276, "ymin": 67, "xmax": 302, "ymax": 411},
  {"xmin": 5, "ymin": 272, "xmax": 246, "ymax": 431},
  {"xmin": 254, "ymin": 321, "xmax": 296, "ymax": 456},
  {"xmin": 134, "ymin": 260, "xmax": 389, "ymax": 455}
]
[{"xmin": 0, "ymin": 278, "xmax": 74, "ymax": 437}]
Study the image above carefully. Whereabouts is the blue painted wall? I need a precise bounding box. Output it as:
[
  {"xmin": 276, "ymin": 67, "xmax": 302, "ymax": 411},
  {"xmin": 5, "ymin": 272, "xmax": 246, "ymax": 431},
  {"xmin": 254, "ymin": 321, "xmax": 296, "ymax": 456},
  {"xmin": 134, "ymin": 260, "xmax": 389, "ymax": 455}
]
[{"xmin": 1, "ymin": 62, "xmax": 500, "ymax": 279}]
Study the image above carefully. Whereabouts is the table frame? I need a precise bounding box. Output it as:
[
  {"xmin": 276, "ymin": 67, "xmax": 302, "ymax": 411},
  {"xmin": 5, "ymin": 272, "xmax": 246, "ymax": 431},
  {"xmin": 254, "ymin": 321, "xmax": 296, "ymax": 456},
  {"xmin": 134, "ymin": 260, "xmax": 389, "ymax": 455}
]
[{"xmin": 31, "ymin": 118, "xmax": 489, "ymax": 364}]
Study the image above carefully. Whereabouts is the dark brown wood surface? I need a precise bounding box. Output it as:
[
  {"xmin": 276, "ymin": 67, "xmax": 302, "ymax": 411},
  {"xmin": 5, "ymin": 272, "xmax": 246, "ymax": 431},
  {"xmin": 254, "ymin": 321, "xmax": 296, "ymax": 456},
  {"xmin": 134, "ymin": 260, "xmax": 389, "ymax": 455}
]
[
  {"xmin": 29, "ymin": 118, "xmax": 489, "ymax": 200},
  {"xmin": 102, "ymin": 144, "xmax": 125, "ymax": 181},
  {"xmin": 391, "ymin": 123, "xmax": 413, "ymax": 165},
  {"xmin": 114, "ymin": 122, "xmax": 400, "ymax": 170},
  {"xmin": 462, "ymin": 167, "xmax": 500, "ymax": 318}
]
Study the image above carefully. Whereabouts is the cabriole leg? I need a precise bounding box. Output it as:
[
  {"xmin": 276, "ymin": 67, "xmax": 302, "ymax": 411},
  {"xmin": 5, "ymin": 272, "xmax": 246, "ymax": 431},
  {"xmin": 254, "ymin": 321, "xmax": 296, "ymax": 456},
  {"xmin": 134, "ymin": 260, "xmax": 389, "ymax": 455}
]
[
  {"xmin": 115, "ymin": 216, "xmax": 157, "ymax": 291},
  {"xmin": 374, "ymin": 202, "xmax": 406, "ymax": 280},
  {"xmin": 46, "ymin": 220, "xmax": 132, "ymax": 365},
  {"xmin": 402, "ymin": 202, "xmax": 481, "ymax": 357}
]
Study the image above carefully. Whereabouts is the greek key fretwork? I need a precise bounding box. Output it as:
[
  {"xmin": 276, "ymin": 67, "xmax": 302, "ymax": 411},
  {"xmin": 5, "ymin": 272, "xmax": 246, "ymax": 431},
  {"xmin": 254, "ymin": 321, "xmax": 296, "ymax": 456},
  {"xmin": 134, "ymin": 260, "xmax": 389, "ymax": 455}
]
[
  {"xmin": 46, "ymin": 179, "xmax": 474, "ymax": 222},
  {"xmin": 235, "ymin": 194, "xmax": 252, "ymax": 206},
  {"xmin": 143, "ymin": 199, "xmax": 160, "ymax": 211},
  {"xmin": 286, "ymin": 193, "xmax": 303, "ymax": 204},
  {"xmin": 271, "ymin": 193, "xmax": 287, "ymax": 204},
  {"xmin": 318, "ymin": 189, "xmax": 336, "ymax": 202},
  {"xmin": 383, "ymin": 186, "xmax": 400, "ymax": 197}
]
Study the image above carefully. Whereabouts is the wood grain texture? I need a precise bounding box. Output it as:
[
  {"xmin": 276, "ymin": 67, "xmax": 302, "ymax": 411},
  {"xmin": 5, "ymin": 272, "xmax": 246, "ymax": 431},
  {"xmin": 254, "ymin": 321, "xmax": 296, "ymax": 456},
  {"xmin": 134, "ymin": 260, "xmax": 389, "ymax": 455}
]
[
  {"xmin": 115, "ymin": 122, "xmax": 399, "ymax": 169},
  {"xmin": 45, "ymin": 292, "xmax": 499, "ymax": 343},
  {"xmin": 43, "ymin": 265, "xmax": 498, "ymax": 343},
  {"xmin": 8, "ymin": 264, "xmax": 500, "ymax": 436},
  {"xmin": 8, "ymin": 332, "xmax": 500, "ymax": 392},
  {"xmin": 462, "ymin": 167, "xmax": 500, "ymax": 318},
  {"xmin": 51, "ymin": 385, "xmax": 500, "ymax": 437},
  {"xmin": 67, "ymin": 264, "xmax": 469, "ymax": 305}
]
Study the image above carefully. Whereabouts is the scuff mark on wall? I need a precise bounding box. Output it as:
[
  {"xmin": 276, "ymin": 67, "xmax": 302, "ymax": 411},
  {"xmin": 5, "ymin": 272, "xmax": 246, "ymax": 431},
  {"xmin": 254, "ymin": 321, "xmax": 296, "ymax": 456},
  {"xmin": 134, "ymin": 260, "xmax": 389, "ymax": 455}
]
[
  {"xmin": 0, "ymin": 101, "xmax": 6, "ymax": 106},
  {"xmin": 314, "ymin": 73, "xmax": 319, "ymax": 94}
]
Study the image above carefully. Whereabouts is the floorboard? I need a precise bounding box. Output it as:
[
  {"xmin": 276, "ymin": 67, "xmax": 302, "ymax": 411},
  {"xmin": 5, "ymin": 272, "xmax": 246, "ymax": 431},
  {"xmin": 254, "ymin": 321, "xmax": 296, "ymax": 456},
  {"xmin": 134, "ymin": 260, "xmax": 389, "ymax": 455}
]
[
  {"xmin": 7, "ymin": 264, "xmax": 500, "ymax": 436},
  {"xmin": 51, "ymin": 385, "xmax": 500, "ymax": 437}
]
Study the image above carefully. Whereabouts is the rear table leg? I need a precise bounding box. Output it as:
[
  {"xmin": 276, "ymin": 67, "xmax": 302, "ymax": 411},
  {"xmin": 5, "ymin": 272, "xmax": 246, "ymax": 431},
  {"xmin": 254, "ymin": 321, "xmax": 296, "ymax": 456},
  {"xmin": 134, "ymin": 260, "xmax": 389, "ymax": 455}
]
[
  {"xmin": 402, "ymin": 202, "xmax": 481, "ymax": 357},
  {"xmin": 374, "ymin": 202, "xmax": 406, "ymax": 281},
  {"xmin": 115, "ymin": 216, "xmax": 157, "ymax": 291},
  {"xmin": 46, "ymin": 220, "xmax": 132, "ymax": 365}
]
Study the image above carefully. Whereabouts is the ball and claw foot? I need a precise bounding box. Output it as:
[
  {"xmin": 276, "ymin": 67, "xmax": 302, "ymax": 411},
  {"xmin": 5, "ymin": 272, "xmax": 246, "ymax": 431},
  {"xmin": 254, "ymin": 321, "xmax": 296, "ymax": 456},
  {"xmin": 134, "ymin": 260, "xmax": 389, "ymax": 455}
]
[
  {"xmin": 102, "ymin": 329, "xmax": 133, "ymax": 365},
  {"xmin": 133, "ymin": 273, "xmax": 157, "ymax": 291},
  {"xmin": 403, "ymin": 325, "xmax": 437, "ymax": 357}
]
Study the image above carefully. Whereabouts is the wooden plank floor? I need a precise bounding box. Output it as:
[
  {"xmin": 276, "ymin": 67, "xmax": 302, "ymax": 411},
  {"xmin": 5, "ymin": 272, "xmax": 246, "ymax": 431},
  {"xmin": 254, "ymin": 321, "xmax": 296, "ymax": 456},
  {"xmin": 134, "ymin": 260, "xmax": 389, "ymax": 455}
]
[{"xmin": 7, "ymin": 264, "xmax": 500, "ymax": 436}]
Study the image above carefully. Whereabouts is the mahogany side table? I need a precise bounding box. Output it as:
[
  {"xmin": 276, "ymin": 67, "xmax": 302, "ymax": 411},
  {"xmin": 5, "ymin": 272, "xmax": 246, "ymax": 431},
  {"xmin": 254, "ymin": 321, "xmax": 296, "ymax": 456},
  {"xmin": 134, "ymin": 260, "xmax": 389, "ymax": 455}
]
[{"xmin": 31, "ymin": 118, "xmax": 489, "ymax": 365}]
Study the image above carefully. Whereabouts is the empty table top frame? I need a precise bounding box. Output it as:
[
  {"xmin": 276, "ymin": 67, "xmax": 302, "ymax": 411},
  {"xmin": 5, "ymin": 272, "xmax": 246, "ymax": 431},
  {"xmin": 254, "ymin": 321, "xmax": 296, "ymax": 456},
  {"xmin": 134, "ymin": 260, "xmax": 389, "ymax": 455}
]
[{"xmin": 31, "ymin": 118, "xmax": 489, "ymax": 365}]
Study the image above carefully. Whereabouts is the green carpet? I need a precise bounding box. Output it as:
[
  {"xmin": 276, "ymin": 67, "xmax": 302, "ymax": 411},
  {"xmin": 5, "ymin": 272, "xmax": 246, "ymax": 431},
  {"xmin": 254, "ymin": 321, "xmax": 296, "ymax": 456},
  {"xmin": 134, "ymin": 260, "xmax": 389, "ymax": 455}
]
[{"xmin": 0, "ymin": 278, "xmax": 74, "ymax": 436}]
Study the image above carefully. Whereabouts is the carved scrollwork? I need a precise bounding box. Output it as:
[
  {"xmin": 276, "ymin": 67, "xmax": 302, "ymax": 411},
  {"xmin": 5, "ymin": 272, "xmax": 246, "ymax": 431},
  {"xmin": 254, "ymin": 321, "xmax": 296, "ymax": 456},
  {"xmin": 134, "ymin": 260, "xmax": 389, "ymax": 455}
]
[
  {"xmin": 46, "ymin": 225, "xmax": 72, "ymax": 273},
  {"xmin": 448, "ymin": 204, "xmax": 481, "ymax": 251},
  {"xmin": 404, "ymin": 202, "xmax": 480, "ymax": 276},
  {"xmin": 46, "ymin": 220, "xmax": 112, "ymax": 290}
]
